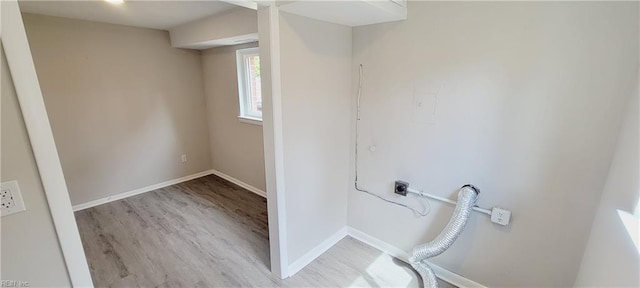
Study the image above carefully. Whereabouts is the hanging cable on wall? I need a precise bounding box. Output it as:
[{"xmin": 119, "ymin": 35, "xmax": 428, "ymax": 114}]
[{"xmin": 354, "ymin": 64, "xmax": 431, "ymax": 217}]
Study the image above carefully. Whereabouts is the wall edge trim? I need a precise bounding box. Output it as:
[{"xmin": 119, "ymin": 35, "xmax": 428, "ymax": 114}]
[{"xmin": 288, "ymin": 227, "xmax": 349, "ymax": 277}]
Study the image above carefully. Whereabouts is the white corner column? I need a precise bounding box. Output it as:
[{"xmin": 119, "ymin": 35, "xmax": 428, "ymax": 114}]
[{"xmin": 1, "ymin": 1, "xmax": 93, "ymax": 286}]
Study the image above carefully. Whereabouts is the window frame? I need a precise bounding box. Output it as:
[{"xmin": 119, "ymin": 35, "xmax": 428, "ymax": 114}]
[{"xmin": 236, "ymin": 47, "xmax": 262, "ymax": 125}]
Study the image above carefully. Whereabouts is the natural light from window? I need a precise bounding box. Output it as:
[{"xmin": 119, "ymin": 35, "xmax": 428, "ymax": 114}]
[
  {"xmin": 617, "ymin": 196, "xmax": 640, "ymax": 255},
  {"xmin": 236, "ymin": 47, "xmax": 262, "ymax": 124},
  {"xmin": 617, "ymin": 209, "xmax": 639, "ymax": 255},
  {"xmin": 348, "ymin": 254, "xmax": 413, "ymax": 287}
]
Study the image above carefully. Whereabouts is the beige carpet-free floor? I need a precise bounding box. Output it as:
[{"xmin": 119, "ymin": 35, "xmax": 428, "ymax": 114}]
[{"xmin": 75, "ymin": 175, "xmax": 455, "ymax": 287}]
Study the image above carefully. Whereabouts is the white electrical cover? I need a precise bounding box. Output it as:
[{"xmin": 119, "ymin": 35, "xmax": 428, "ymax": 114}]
[
  {"xmin": 1, "ymin": 180, "xmax": 27, "ymax": 217},
  {"xmin": 491, "ymin": 207, "xmax": 511, "ymax": 226}
]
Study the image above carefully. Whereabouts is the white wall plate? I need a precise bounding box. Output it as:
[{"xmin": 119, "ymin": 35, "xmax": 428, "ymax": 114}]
[{"xmin": 1, "ymin": 180, "xmax": 27, "ymax": 217}]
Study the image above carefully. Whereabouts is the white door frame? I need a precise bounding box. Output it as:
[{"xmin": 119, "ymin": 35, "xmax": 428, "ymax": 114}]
[
  {"xmin": 1, "ymin": 1, "xmax": 93, "ymax": 286},
  {"xmin": 2, "ymin": 0, "xmax": 290, "ymax": 283}
]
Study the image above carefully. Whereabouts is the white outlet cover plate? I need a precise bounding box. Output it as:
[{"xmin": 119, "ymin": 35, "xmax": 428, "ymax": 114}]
[
  {"xmin": 1, "ymin": 180, "xmax": 26, "ymax": 217},
  {"xmin": 491, "ymin": 207, "xmax": 511, "ymax": 226}
]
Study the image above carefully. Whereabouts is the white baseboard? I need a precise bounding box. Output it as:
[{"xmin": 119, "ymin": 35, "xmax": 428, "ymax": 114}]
[
  {"xmin": 72, "ymin": 168, "xmax": 267, "ymax": 212},
  {"xmin": 347, "ymin": 226, "xmax": 410, "ymax": 260},
  {"xmin": 72, "ymin": 170, "xmax": 215, "ymax": 211},
  {"xmin": 210, "ymin": 169, "xmax": 267, "ymax": 198},
  {"xmin": 288, "ymin": 227, "xmax": 348, "ymax": 277},
  {"xmin": 347, "ymin": 227, "xmax": 486, "ymax": 288},
  {"xmin": 286, "ymin": 226, "xmax": 485, "ymax": 287},
  {"xmin": 429, "ymin": 264, "xmax": 485, "ymax": 288}
]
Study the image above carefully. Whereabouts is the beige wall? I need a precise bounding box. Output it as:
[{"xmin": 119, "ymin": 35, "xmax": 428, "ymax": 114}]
[
  {"xmin": 201, "ymin": 42, "xmax": 266, "ymax": 191},
  {"xmin": 348, "ymin": 1, "xmax": 638, "ymax": 287},
  {"xmin": 575, "ymin": 82, "xmax": 639, "ymax": 287},
  {"xmin": 22, "ymin": 14, "xmax": 212, "ymax": 206},
  {"xmin": 279, "ymin": 12, "xmax": 352, "ymax": 264},
  {"xmin": 1, "ymin": 46, "xmax": 72, "ymax": 287}
]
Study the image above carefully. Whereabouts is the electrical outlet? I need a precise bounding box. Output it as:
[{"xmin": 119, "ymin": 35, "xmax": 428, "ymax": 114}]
[
  {"xmin": 181, "ymin": 154, "xmax": 187, "ymax": 163},
  {"xmin": 1, "ymin": 180, "xmax": 26, "ymax": 217},
  {"xmin": 2, "ymin": 187, "xmax": 16, "ymax": 209},
  {"xmin": 394, "ymin": 181, "xmax": 409, "ymax": 196},
  {"xmin": 491, "ymin": 207, "xmax": 511, "ymax": 226}
]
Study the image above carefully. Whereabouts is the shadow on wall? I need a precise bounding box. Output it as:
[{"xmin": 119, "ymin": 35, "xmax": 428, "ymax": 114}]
[
  {"xmin": 281, "ymin": 12, "xmax": 352, "ymax": 57},
  {"xmin": 200, "ymin": 41, "xmax": 266, "ymax": 192}
]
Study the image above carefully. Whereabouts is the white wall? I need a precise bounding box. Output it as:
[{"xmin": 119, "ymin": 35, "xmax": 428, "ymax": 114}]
[
  {"xmin": 348, "ymin": 2, "xmax": 638, "ymax": 286},
  {"xmin": 575, "ymin": 81, "xmax": 639, "ymax": 286},
  {"xmin": 22, "ymin": 14, "xmax": 212, "ymax": 206},
  {"xmin": 1, "ymin": 46, "xmax": 71, "ymax": 287},
  {"xmin": 279, "ymin": 12, "xmax": 352, "ymax": 264},
  {"xmin": 201, "ymin": 42, "xmax": 266, "ymax": 191}
]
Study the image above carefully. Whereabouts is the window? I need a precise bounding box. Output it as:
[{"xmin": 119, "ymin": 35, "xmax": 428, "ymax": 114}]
[{"xmin": 236, "ymin": 47, "xmax": 262, "ymax": 124}]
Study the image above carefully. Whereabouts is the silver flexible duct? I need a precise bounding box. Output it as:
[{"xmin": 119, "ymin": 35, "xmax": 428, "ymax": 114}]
[{"xmin": 409, "ymin": 185, "xmax": 479, "ymax": 288}]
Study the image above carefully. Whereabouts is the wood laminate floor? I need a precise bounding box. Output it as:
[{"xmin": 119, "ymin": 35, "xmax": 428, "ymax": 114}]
[{"xmin": 76, "ymin": 175, "xmax": 455, "ymax": 287}]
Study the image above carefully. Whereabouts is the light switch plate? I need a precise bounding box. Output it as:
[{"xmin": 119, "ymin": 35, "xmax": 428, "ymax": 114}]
[{"xmin": 1, "ymin": 180, "xmax": 26, "ymax": 217}]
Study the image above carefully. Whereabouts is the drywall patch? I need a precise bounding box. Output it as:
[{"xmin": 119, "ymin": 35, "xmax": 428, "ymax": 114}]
[{"xmin": 411, "ymin": 90, "xmax": 438, "ymax": 124}]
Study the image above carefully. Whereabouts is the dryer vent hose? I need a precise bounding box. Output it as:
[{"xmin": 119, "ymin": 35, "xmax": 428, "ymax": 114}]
[{"xmin": 409, "ymin": 185, "xmax": 479, "ymax": 288}]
